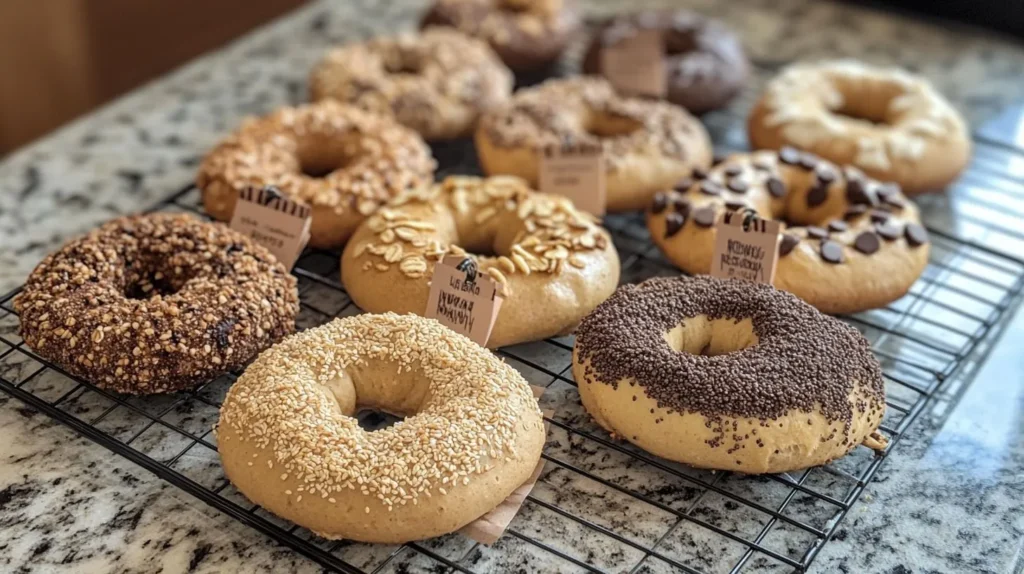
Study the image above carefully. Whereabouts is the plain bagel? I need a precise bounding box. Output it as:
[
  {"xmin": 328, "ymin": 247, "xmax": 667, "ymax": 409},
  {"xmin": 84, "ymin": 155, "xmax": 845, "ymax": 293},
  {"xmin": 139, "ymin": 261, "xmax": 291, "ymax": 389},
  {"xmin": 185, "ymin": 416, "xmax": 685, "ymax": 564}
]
[
  {"xmin": 748, "ymin": 60, "xmax": 970, "ymax": 194},
  {"xmin": 217, "ymin": 313, "xmax": 545, "ymax": 542},
  {"xmin": 646, "ymin": 149, "xmax": 930, "ymax": 315},
  {"xmin": 573, "ymin": 276, "xmax": 888, "ymax": 474},
  {"xmin": 341, "ymin": 175, "xmax": 620, "ymax": 348},
  {"xmin": 475, "ymin": 76, "xmax": 713, "ymax": 212}
]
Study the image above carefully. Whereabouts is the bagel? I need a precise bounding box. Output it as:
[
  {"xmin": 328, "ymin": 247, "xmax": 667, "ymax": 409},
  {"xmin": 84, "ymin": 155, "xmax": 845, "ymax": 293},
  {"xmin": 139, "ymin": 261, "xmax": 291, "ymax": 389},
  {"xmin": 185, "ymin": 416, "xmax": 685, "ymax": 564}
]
[
  {"xmin": 197, "ymin": 100, "xmax": 435, "ymax": 249},
  {"xmin": 14, "ymin": 213, "xmax": 299, "ymax": 394},
  {"xmin": 216, "ymin": 313, "xmax": 545, "ymax": 543},
  {"xmin": 421, "ymin": 0, "xmax": 582, "ymax": 72},
  {"xmin": 341, "ymin": 175, "xmax": 620, "ymax": 348},
  {"xmin": 476, "ymin": 77, "xmax": 713, "ymax": 212},
  {"xmin": 582, "ymin": 10, "xmax": 749, "ymax": 114},
  {"xmin": 646, "ymin": 149, "xmax": 930, "ymax": 315},
  {"xmin": 748, "ymin": 60, "xmax": 970, "ymax": 194},
  {"xmin": 572, "ymin": 276, "xmax": 887, "ymax": 474},
  {"xmin": 309, "ymin": 28, "xmax": 513, "ymax": 140}
]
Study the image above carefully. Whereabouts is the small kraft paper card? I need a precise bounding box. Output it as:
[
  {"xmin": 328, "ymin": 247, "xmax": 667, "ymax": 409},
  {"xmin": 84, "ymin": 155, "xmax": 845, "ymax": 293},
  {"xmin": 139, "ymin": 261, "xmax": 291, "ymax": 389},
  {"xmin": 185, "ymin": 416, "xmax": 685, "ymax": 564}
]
[
  {"xmin": 425, "ymin": 256, "xmax": 504, "ymax": 347},
  {"xmin": 599, "ymin": 27, "xmax": 667, "ymax": 98},
  {"xmin": 229, "ymin": 185, "xmax": 311, "ymax": 270},
  {"xmin": 710, "ymin": 210, "xmax": 782, "ymax": 285},
  {"xmin": 538, "ymin": 141, "xmax": 606, "ymax": 216}
]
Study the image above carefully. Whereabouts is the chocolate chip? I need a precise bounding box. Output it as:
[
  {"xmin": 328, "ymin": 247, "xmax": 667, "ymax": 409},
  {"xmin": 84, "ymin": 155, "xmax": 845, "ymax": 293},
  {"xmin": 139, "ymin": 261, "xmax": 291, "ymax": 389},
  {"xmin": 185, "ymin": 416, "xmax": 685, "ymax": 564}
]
[
  {"xmin": 778, "ymin": 146, "xmax": 801, "ymax": 165},
  {"xmin": 692, "ymin": 167, "xmax": 708, "ymax": 180},
  {"xmin": 869, "ymin": 210, "xmax": 890, "ymax": 223},
  {"xmin": 807, "ymin": 183, "xmax": 829, "ymax": 208},
  {"xmin": 876, "ymin": 222, "xmax": 903, "ymax": 241},
  {"xmin": 753, "ymin": 159, "xmax": 773, "ymax": 171},
  {"xmin": 877, "ymin": 183, "xmax": 901, "ymax": 199},
  {"xmin": 806, "ymin": 226, "xmax": 829, "ymax": 240},
  {"xmin": 700, "ymin": 181, "xmax": 721, "ymax": 196},
  {"xmin": 727, "ymin": 179, "xmax": 748, "ymax": 194},
  {"xmin": 724, "ymin": 165, "xmax": 743, "ymax": 177},
  {"xmin": 798, "ymin": 153, "xmax": 819, "ymax": 171},
  {"xmin": 651, "ymin": 192, "xmax": 668, "ymax": 214},
  {"xmin": 844, "ymin": 205, "xmax": 869, "ymax": 220},
  {"xmin": 815, "ymin": 168, "xmax": 836, "ymax": 185},
  {"xmin": 725, "ymin": 200, "xmax": 747, "ymax": 211},
  {"xmin": 820, "ymin": 240, "xmax": 844, "ymax": 264},
  {"xmin": 673, "ymin": 197, "xmax": 691, "ymax": 216},
  {"xmin": 883, "ymin": 195, "xmax": 906, "ymax": 210},
  {"xmin": 212, "ymin": 318, "xmax": 238, "ymax": 349},
  {"xmin": 713, "ymin": 152, "xmax": 728, "ymax": 165},
  {"xmin": 904, "ymin": 223, "xmax": 929, "ymax": 247},
  {"xmin": 665, "ymin": 212, "xmax": 686, "ymax": 237},
  {"xmin": 779, "ymin": 234, "xmax": 800, "ymax": 256},
  {"xmin": 767, "ymin": 177, "xmax": 786, "ymax": 198},
  {"xmin": 673, "ymin": 178, "xmax": 693, "ymax": 192},
  {"xmin": 828, "ymin": 220, "xmax": 848, "ymax": 233},
  {"xmin": 694, "ymin": 207, "xmax": 717, "ymax": 227},
  {"xmin": 854, "ymin": 231, "xmax": 881, "ymax": 254},
  {"xmin": 845, "ymin": 179, "xmax": 878, "ymax": 206}
]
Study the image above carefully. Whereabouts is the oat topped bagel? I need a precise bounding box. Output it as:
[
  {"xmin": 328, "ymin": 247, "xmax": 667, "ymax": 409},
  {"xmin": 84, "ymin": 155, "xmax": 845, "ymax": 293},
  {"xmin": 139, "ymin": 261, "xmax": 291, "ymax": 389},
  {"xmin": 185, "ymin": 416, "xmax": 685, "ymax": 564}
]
[
  {"xmin": 217, "ymin": 313, "xmax": 545, "ymax": 542},
  {"xmin": 197, "ymin": 100, "xmax": 435, "ymax": 249},
  {"xmin": 749, "ymin": 60, "xmax": 970, "ymax": 194},
  {"xmin": 476, "ymin": 77, "xmax": 713, "ymax": 212},
  {"xmin": 647, "ymin": 149, "xmax": 930, "ymax": 315},
  {"xmin": 341, "ymin": 175, "xmax": 620, "ymax": 348},
  {"xmin": 310, "ymin": 28, "xmax": 513, "ymax": 140}
]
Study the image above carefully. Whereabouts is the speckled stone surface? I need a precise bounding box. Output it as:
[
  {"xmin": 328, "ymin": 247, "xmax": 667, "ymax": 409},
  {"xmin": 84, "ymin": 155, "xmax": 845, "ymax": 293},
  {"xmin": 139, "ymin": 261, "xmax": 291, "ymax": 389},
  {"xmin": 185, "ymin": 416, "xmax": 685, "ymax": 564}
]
[{"xmin": 2, "ymin": 0, "xmax": 1024, "ymax": 572}]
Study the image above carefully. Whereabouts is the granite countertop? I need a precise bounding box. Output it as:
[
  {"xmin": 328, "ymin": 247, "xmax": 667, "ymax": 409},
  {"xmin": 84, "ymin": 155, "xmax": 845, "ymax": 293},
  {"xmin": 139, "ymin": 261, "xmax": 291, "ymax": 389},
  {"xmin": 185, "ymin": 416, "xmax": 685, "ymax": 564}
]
[{"xmin": 3, "ymin": 1, "xmax": 1024, "ymax": 573}]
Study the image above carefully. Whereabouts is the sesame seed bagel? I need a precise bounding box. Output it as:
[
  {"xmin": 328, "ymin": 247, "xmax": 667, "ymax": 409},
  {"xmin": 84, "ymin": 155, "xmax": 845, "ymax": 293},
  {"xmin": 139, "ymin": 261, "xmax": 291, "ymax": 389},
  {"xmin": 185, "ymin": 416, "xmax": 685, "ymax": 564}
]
[
  {"xmin": 475, "ymin": 77, "xmax": 713, "ymax": 212},
  {"xmin": 748, "ymin": 60, "xmax": 970, "ymax": 194},
  {"xmin": 309, "ymin": 28, "xmax": 513, "ymax": 140},
  {"xmin": 14, "ymin": 213, "xmax": 299, "ymax": 394},
  {"xmin": 197, "ymin": 100, "xmax": 435, "ymax": 249},
  {"xmin": 216, "ymin": 313, "xmax": 546, "ymax": 543},
  {"xmin": 572, "ymin": 276, "xmax": 888, "ymax": 474},
  {"xmin": 421, "ymin": 0, "xmax": 582, "ymax": 72},
  {"xmin": 646, "ymin": 149, "xmax": 930, "ymax": 315},
  {"xmin": 341, "ymin": 175, "xmax": 620, "ymax": 348}
]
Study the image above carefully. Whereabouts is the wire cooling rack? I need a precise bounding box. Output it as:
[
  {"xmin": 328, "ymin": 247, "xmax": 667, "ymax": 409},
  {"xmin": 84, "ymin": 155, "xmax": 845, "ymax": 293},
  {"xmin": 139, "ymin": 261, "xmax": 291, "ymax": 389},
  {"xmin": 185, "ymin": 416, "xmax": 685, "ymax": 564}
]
[{"xmin": 3, "ymin": 60, "xmax": 1024, "ymax": 574}]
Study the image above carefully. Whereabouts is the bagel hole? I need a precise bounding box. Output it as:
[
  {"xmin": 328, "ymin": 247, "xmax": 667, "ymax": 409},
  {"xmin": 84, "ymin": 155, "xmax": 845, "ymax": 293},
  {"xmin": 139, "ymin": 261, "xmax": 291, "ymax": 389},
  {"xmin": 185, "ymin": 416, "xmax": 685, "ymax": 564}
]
[
  {"xmin": 831, "ymin": 99, "xmax": 893, "ymax": 126},
  {"xmin": 125, "ymin": 271, "xmax": 181, "ymax": 300},
  {"xmin": 356, "ymin": 409, "xmax": 405, "ymax": 432},
  {"xmin": 664, "ymin": 316, "xmax": 758, "ymax": 357},
  {"xmin": 297, "ymin": 145, "xmax": 354, "ymax": 179},
  {"xmin": 584, "ymin": 114, "xmax": 644, "ymax": 140}
]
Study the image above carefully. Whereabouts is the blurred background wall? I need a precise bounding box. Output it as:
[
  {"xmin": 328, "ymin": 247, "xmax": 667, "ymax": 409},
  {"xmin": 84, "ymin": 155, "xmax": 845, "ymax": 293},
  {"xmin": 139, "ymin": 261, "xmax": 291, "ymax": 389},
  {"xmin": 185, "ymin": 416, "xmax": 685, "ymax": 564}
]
[{"xmin": 0, "ymin": 0, "xmax": 307, "ymax": 156}]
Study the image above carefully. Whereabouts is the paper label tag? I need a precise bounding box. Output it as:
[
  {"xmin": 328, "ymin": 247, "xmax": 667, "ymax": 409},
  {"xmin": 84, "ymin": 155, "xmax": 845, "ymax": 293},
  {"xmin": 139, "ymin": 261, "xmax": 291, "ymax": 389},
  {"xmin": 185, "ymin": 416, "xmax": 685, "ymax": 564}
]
[
  {"xmin": 228, "ymin": 186, "xmax": 311, "ymax": 270},
  {"xmin": 538, "ymin": 142, "xmax": 606, "ymax": 216},
  {"xmin": 599, "ymin": 28, "xmax": 667, "ymax": 98},
  {"xmin": 425, "ymin": 255, "xmax": 504, "ymax": 347},
  {"xmin": 710, "ymin": 211, "xmax": 782, "ymax": 285}
]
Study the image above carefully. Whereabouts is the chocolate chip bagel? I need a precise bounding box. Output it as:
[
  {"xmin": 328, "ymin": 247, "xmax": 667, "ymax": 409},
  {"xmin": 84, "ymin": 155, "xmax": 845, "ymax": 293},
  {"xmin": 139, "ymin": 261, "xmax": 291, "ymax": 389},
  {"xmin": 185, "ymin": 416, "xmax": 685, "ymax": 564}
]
[
  {"xmin": 310, "ymin": 28, "xmax": 513, "ymax": 140},
  {"xmin": 217, "ymin": 313, "xmax": 545, "ymax": 542},
  {"xmin": 15, "ymin": 213, "xmax": 299, "ymax": 394},
  {"xmin": 341, "ymin": 175, "xmax": 620, "ymax": 348},
  {"xmin": 476, "ymin": 77, "xmax": 713, "ymax": 212},
  {"xmin": 749, "ymin": 60, "xmax": 970, "ymax": 194},
  {"xmin": 647, "ymin": 149, "xmax": 930, "ymax": 315},
  {"xmin": 573, "ymin": 276, "xmax": 888, "ymax": 474}
]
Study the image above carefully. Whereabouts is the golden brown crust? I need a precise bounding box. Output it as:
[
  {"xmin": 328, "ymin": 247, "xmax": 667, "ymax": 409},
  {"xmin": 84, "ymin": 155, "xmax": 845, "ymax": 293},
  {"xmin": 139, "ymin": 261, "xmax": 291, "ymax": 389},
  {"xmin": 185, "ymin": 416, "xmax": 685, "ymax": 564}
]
[
  {"xmin": 14, "ymin": 213, "xmax": 299, "ymax": 394},
  {"xmin": 217, "ymin": 313, "xmax": 545, "ymax": 543},
  {"xmin": 197, "ymin": 100, "xmax": 435, "ymax": 249},
  {"xmin": 475, "ymin": 77, "xmax": 713, "ymax": 212},
  {"xmin": 646, "ymin": 150, "xmax": 930, "ymax": 315},
  {"xmin": 748, "ymin": 60, "xmax": 970, "ymax": 195},
  {"xmin": 421, "ymin": 0, "xmax": 581, "ymax": 72},
  {"xmin": 340, "ymin": 175, "xmax": 620, "ymax": 348},
  {"xmin": 309, "ymin": 28, "xmax": 513, "ymax": 140}
]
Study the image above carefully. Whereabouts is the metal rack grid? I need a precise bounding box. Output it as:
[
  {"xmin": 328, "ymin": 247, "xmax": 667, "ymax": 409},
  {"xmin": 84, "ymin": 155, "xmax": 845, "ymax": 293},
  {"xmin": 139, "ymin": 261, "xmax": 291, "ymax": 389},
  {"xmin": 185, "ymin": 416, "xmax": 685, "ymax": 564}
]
[{"xmin": 3, "ymin": 67, "xmax": 1024, "ymax": 574}]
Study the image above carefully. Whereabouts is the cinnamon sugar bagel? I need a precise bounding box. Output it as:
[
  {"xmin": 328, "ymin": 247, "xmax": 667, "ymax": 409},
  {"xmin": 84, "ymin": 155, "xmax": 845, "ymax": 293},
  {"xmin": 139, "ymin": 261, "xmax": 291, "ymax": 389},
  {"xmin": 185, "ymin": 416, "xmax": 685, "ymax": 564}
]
[
  {"xmin": 572, "ymin": 276, "xmax": 888, "ymax": 474},
  {"xmin": 749, "ymin": 60, "xmax": 970, "ymax": 194},
  {"xmin": 216, "ymin": 313, "xmax": 545, "ymax": 543},
  {"xmin": 341, "ymin": 175, "xmax": 620, "ymax": 348},
  {"xmin": 14, "ymin": 213, "xmax": 299, "ymax": 394},
  {"xmin": 421, "ymin": 0, "xmax": 581, "ymax": 72},
  {"xmin": 309, "ymin": 28, "xmax": 513, "ymax": 140},
  {"xmin": 646, "ymin": 149, "xmax": 930, "ymax": 315},
  {"xmin": 197, "ymin": 100, "xmax": 435, "ymax": 249},
  {"xmin": 476, "ymin": 77, "xmax": 713, "ymax": 212}
]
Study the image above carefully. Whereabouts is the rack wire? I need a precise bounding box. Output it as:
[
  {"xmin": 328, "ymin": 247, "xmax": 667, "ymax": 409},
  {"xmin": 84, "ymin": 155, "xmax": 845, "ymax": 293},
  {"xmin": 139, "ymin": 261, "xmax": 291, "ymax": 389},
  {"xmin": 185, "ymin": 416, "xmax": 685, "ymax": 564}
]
[{"xmin": 3, "ymin": 59, "xmax": 1024, "ymax": 574}]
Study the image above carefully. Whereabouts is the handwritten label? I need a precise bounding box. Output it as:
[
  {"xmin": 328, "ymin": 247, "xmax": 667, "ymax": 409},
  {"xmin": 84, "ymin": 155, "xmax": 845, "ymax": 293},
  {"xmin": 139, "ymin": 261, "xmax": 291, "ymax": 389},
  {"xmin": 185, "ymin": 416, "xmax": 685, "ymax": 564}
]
[
  {"xmin": 599, "ymin": 28, "xmax": 667, "ymax": 98},
  {"xmin": 425, "ymin": 255, "xmax": 504, "ymax": 347},
  {"xmin": 538, "ymin": 142, "xmax": 606, "ymax": 216},
  {"xmin": 229, "ymin": 185, "xmax": 311, "ymax": 270},
  {"xmin": 710, "ymin": 210, "xmax": 782, "ymax": 285}
]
